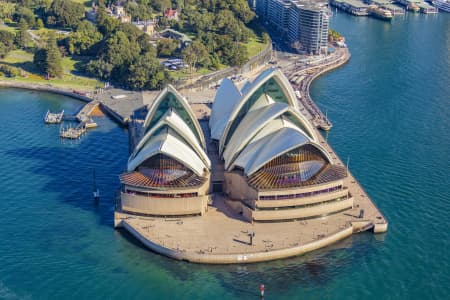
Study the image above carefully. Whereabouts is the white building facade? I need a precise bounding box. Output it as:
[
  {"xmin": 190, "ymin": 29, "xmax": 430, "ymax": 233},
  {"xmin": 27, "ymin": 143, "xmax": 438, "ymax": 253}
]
[{"xmin": 256, "ymin": 0, "xmax": 329, "ymax": 55}]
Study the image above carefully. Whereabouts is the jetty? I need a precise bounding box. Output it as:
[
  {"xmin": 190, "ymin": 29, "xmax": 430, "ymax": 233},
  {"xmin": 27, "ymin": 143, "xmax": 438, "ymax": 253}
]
[
  {"xmin": 369, "ymin": 0, "xmax": 405, "ymax": 14},
  {"xmin": 331, "ymin": 0, "xmax": 369, "ymax": 16},
  {"xmin": 332, "ymin": 0, "xmax": 437, "ymax": 15},
  {"xmin": 59, "ymin": 123, "xmax": 87, "ymax": 139},
  {"xmin": 57, "ymin": 102, "xmax": 98, "ymax": 139},
  {"xmin": 395, "ymin": 0, "xmax": 438, "ymax": 12},
  {"xmin": 74, "ymin": 101, "xmax": 99, "ymax": 128},
  {"xmin": 44, "ymin": 110, "xmax": 64, "ymax": 124}
]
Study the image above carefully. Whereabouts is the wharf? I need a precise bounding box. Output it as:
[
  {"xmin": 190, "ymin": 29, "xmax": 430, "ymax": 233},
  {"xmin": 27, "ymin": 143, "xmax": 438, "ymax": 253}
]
[
  {"xmin": 416, "ymin": 1, "xmax": 438, "ymax": 13},
  {"xmin": 331, "ymin": 0, "xmax": 369, "ymax": 16},
  {"xmin": 394, "ymin": 0, "xmax": 437, "ymax": 13},
  {"xmin": 369, "ymin": 0, "xmax": 406, "ymax": 14},
  {"xmin": 59, "ymin": 101, "xmax": 98, "ymax": 139},
  {"xmin": 95, "ymin": 89, "xmax": 144, "ymax": 125},
  {"xmin": 58, "ymin": 88, "xmax": 144, "ymax": 139},
  {"xmin": 384, "ymin": 3, "xmax": 406, "ymax": 14},
  {"xmin": 60, "ymin": 123, "xmax": 86, "ymax": 139}
]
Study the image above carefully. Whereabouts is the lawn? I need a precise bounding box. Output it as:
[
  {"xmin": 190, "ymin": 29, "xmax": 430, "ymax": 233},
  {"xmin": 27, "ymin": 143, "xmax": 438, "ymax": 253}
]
[
  {"xmin": 245, "ymin": 35, "xmax": 268, "ymax": 58},
  {"xmin": 170, "ymin": 67, "xmax": 215, "ymax": 81},
  {"xmin": 244, "ymin": 19, "xmax": 270, "ymax": 58},
  {"xmin": 0, "ymin": 23, "xmax": 16, "ymax": 33},
  {"xmin": 0, "ymin": 50, "xmax": 102, "ymax": 91}
]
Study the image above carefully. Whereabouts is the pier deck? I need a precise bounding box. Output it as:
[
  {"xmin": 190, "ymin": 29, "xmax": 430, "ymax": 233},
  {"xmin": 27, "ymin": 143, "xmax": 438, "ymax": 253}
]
[
  {"xmin": 59, "ymin": 122, "xmax": 86, "ymax": 139},
  {"xmin": 96, "ymin": 89, "xmax": 144, "ymax": 125}
]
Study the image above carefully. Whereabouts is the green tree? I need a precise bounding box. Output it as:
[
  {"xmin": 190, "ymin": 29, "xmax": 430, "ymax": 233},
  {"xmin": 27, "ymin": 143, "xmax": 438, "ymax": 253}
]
[
  {"xmin": 67, "ymin": 20, "xmax": 103, "ymax": 55},
  {"xmin": 17, "ymin": 19, "xmax": 29, "ymax": 49},
  {"xmin": 0, "ymin": 30, "xmax": 16, "ymax": 51},
  {"xmin": 328, "ymin": 29, "xmax": 342, "ymax": 42},
  {"xmin": 157, "ymin": 38, "xmax": 179, "ymax": 57},
  {"xmin": 127, "ymin": 52, "xmax": 169, "ymax": 90},
  {"xmin": 46, "ymin": 0, "xmax": 85, "ymax": 29},
  {"xmin": 182, "ymin": 40, "xmax": 209, "ymax": 72},
  {"xmin": 45, "ymin": 32, "xmax": 63, "ymax": 77},
  {"xmin": 230, "ymin": 44, "xmax": 248, "ymax": 67},
  {"xmin": 103, "ymin": 31, "xmax": 134, "ymax": 66},
  {"xmin": 33, "ymin": 47, "xmax": 47, "ymax": 72},
  {"xmin": 96, "ymin": 6, "xmax": 120, "ymax": 36},
  {"xmin": 152, "ymin": 0, "xmax": 172, "ymax": 13},
  {"xmin": 36, "ymin": 18, "xmax": 44, "ymax": 29},
  {"xmin": 125, "ymin": 1, "xmax": 153, "ymax": 21},
  {"xmin": 13, "ymin": 7, "xmax": 35, "ymax": 27},
  {"xmin": 86, "ymin": 59, "xmax": 114, "ymax": 80},
  {"xmin": 262, "ymin": 32, "xmax": 269, "ymax": 44},
  {"xmin": 0, "ymin": 2, "xmax": 16, "ymax": 19}
]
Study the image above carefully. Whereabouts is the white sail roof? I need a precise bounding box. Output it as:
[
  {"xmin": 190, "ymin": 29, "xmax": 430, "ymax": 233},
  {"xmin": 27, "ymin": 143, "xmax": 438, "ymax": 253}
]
[
  {"xmin": 219, "ymin": 68, "xmax": 308, "ymax": 154},
  {"xmin": 127, "ymin": 128, "xmax": 207, "ymax": 176},
  {"xmin": 230, "ymin": 127, "xmax": 311, "ymax": 176},
  {"xmin": 131, "ymin": 109, "xmax": 210, "ymax": 168},
  {"xmin": 127, "ymin": 85, "xmax": 211, "ymax": 176},
  {"xmin": 144, "ymin": 85, "xmax": 206, "ymax": 148},
  {"xmin": 223, "ymin": 102, "xmax": 289, "ymax": 167},
  {"xmin": 209, "ymin": 78, "xmax": 242, "ymax": 140}
]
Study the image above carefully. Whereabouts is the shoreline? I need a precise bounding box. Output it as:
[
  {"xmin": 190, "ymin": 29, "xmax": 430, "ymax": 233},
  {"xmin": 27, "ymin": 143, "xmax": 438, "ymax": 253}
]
[
  {"xmin": 0, "ymin": 81, "xmax": 92, "ymax": 103},
  {"xmin": 286, "ymin": 47, "xmax": 351, "ymax": 130},
  {"xmin": 0, "ymin": 81, "xmax": 131, "ymax": 126},
  {"xmin": 121, "ymin": 218, "xmax": 355, "ymax": 264}
]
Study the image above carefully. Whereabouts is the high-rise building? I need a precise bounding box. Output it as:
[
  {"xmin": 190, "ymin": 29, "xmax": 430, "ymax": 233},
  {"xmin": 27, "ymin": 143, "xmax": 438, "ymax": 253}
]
[
  {"xmin": 289, "ymin": 1, "xmax": 329, "ymax": 55},
  {"xmin": 268, "ymin": 0, "xmax": 292, "ymax": 35},
  {"xmin": 255, "ymin": 0, "xmax": 330, "ymax": 55},
  {"xmin": 256, "ymin": 0, "xmax": 269, "ymax": 19}
]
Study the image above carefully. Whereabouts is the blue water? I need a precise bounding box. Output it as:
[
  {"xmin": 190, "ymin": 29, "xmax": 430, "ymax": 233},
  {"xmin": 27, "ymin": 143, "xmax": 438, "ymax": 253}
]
[{"xmin": 0, "ymin": 13, "xmax": 449, "ymax": 300}]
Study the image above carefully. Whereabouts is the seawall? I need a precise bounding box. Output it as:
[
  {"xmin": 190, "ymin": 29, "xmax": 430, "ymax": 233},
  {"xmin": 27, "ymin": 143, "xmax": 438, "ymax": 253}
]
[
  {"xmin": 0, "ymin": 81, "xmax": 92, "ymax": 102},
  {"xmin": 0, "ymin": 81, "xmax": 128, "ymax": 125},
  {"xmin": 120, "ymin": 218, "xmax": 354, "ymax": 264}
]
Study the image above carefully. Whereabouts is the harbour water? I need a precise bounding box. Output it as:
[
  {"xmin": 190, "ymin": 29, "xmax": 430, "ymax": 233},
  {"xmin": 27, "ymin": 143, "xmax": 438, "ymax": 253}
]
[{"xmin": 0, "ymin": 13, "xmax": 449, "ymax": 300}]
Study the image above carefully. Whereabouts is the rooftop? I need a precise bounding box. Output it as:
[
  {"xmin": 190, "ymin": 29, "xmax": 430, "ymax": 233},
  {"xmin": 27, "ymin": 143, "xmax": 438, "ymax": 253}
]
[
  {"xmin": 291, "ymin": 0, "xmax": 329, "ymax": 10},
  {"xmin": 334, "ymin": 0, "xmax": 369, "ymax": 8}
]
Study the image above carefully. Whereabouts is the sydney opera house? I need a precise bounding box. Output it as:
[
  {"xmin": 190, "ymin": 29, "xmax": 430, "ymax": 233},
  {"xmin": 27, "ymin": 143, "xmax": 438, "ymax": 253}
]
[
  {"xmin": 119, "ymin": 86, "xmax": 211, "ymax": 216},
  {"xmin": 118, "ymin": 68, "xmax": 353, "ymax": 222}
]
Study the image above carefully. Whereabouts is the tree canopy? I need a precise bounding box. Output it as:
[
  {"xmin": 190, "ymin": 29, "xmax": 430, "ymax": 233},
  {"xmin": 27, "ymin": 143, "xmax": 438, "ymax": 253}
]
[
  {"xmin": 45, "ymin": 0, "xmax": 85, "ymax": 29},
  {"xmin": 33, "ymin": 32, "xmax": 63, "ymax": 78},
  {"xmin": 87, "ymin": 20, "xmax": 169, "ymax": 90},
  {"xmin": 1, "ymin": 0, "xmax": 264, "ymax": 89}
]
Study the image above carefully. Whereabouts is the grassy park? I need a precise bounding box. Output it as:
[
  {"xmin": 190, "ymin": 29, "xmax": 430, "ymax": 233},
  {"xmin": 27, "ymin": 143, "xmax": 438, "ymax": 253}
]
[{"xmin": 0, "ymin": 49, "xmax": 102, "ymax": 91}]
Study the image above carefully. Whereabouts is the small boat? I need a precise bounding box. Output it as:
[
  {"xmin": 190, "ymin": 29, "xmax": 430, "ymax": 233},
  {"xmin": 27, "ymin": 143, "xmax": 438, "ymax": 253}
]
[
  {"xmin": 407, "ymin": 3, "xmax": 420, "ymax": 12},
  {"xmin": 44, "ymin": 110, "xmax": 64, "ymax": 124},
  {"xmin": 93, "ymin": 169, "xmax": 100, "ymax": 202},
  {"xmin": 368, "ymin": 5, "xmax": 393, "ymax": 20}
]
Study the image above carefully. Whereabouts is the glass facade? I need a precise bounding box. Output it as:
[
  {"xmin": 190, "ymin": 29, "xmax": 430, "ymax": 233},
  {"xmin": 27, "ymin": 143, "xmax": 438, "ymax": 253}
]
[{"xmin": 145, "ymin": 92, "xmax": 201, "ymax": 143}]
